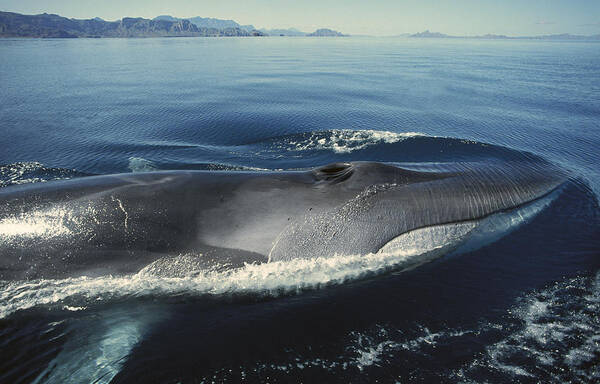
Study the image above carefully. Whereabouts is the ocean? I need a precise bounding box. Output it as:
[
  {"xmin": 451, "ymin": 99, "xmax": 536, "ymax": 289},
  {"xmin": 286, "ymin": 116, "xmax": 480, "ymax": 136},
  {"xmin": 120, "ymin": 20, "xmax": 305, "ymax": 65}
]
[{"xmin": 0, "ymin": 36, "xmax": 599, "ymax": 383}]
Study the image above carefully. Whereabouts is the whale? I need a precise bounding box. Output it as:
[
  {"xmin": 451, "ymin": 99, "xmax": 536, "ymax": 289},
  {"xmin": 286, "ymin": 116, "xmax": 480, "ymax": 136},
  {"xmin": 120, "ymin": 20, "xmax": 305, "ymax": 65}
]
[{"xmin": 0, "ymin": 159, "xmax": 566, "ymax": 280}]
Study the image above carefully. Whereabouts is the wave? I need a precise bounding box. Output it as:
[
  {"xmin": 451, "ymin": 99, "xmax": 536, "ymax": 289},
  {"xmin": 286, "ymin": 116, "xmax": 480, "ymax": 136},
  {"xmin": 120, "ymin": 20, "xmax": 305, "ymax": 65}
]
[
  {"xmin": 352, "ymin": 269, "xmax": 600, "ymax": 382},
  {"xmin": 180, "ymin": 271, "xmax": 600, "ymax": 383},
  {"xmin": 2, "ymin": 133, "xmax": 548, "ymax": 188},
  {"xmin": 241, "ymin": 130, "xmax": 552, "ymax": 172},
  {"xmin": 452, "ymin": 271, "xmax": 600, "ymax": 382}
]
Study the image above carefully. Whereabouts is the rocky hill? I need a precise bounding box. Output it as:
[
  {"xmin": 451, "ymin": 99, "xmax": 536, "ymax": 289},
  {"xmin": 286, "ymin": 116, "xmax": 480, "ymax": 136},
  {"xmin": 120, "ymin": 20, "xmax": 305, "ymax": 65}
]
[
  {"xmin": 306, "ymin": 28, "xmax": 346, "ymax": 37},
  {"xmin": 0, "ymin": 11, "xmax": 265, "ymax": 38},
  {"xmin": 154, "ymin": 15, "xmax": 256, "ymax": 32},
  {"xmin": 409, "ymin": 29, "xmax": 600, "ymax": 40},
  {"xmin": 410, "ymin": 30, "xmax": 450, "ymax": 38}
]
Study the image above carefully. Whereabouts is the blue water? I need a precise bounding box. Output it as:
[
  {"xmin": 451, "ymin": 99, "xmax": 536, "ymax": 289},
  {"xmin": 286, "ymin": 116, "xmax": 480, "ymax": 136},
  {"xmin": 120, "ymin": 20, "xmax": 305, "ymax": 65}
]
[{"xmin": 0, "ymin": 37, "xmax": 599, "ymax": 383}]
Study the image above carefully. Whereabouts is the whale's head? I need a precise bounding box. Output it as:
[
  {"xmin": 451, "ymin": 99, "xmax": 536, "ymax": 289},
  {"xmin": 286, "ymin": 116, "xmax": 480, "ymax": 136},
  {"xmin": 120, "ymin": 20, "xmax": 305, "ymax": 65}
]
[{"xmin": 268, "ymin": 159, "xmax": 567, "ymax": 262}]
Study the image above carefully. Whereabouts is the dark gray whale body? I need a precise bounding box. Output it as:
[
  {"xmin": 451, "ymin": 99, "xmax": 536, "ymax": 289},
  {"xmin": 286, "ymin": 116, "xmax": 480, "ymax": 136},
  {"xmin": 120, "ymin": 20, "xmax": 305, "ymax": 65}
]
[{"xmin": 0, "ymin": 160, "xmax": 565, "ymax": 280}]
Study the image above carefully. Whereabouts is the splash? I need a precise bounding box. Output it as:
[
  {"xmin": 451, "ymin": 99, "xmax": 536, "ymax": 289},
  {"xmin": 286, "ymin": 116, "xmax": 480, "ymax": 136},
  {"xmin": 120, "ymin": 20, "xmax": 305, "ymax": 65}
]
[
  {"xmin": 281, "ymin": 130, "xmax": 423, "ymax": 154},
  {"xmin": 0, "ymin": 248, "xmax": 427, "ymax": 319}
]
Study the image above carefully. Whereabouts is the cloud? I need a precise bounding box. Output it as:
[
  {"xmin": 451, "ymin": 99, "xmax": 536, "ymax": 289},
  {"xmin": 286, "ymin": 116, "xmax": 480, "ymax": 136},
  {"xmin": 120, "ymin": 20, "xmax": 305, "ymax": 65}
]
[{"xmin": 535, "ymin": 20, "xmax": 556, "ymax": 25}]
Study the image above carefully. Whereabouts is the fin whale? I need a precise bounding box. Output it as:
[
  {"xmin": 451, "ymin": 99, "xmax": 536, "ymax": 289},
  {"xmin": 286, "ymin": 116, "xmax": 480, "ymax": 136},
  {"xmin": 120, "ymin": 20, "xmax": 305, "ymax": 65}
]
[{"xmin": 0, "ymin": 159, "xmax": 566, "ymax": 280}]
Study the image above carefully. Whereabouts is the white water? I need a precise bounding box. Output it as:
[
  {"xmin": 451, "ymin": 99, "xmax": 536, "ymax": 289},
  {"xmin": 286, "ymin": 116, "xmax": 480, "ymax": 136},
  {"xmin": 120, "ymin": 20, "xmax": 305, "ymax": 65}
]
[
  {"xmin": 285, "ymin": 129, "xmax": 424, "ymax": 153},
  {"xmin": 452, "ymin": 270, "xmax": 600, "ymax": 383},
  {"xmin": 213, "ymin": 271, "xmax": 600, "ymax": 382}
]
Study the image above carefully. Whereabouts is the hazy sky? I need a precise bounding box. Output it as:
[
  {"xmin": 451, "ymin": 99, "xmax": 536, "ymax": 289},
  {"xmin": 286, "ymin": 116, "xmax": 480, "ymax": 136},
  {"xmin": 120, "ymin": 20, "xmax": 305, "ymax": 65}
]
[{"xmin": 1, "ymin": 0, "xmax": 599, "ymax": 36}]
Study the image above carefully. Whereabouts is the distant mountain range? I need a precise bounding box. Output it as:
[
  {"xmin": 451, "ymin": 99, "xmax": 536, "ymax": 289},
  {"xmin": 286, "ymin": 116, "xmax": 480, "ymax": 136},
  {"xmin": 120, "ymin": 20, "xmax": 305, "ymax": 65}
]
[
  {"xmin": 410, "ymin": 29, "xmax": 600, "ymax": 40},
  {"xmin": 154, "ymin": 16, "xmax": 349, "ymax": 37},
  {"xmin": 0, "ymin": 11, "xmax": 265, "ymax": 38},
  {"xmin": 0, "ymin": 11, "xmax": 348, "ymax": 38}
]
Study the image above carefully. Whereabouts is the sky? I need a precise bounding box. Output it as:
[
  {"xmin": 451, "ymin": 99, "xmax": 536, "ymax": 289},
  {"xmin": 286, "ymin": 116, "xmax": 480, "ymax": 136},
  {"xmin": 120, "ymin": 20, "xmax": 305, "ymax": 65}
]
[{"xmin": 1, "ymin": 0, "xmax": 599, "ymax": 36}]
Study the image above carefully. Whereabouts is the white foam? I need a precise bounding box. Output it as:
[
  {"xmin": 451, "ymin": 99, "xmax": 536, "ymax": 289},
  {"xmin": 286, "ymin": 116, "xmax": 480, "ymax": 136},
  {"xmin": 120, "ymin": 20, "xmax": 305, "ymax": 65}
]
[
  {"xmin": 287, "ymin": 130, "xmax": 423, "ymax": 153},
  {"xmin": 454, "ymin": 271, "xmax": 600, "ymax": 382},
  {"xmin": 0, "ymin": 249, "xmax": 427, "ymax": 319},
  {"xmin": 63, "ymin": 305, "xmax": 86, "ymax": 311},
  {"xmin": 354, "ymin": 339, "xmax": 397, "ymax": 371}
]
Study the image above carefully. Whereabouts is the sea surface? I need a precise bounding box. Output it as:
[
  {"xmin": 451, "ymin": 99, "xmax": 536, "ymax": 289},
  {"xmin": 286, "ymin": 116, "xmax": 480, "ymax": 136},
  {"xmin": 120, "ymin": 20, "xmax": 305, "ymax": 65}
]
[{"xmin": 0, "ymin": 37, "xmax": 599, "ymax": 383}]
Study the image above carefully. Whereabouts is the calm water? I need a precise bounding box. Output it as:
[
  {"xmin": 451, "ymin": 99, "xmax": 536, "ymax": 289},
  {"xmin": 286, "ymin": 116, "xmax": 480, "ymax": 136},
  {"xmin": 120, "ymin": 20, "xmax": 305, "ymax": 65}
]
[{"xmin": 0, "ymin": 37, "xmax": 599, "ymax": 383}]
